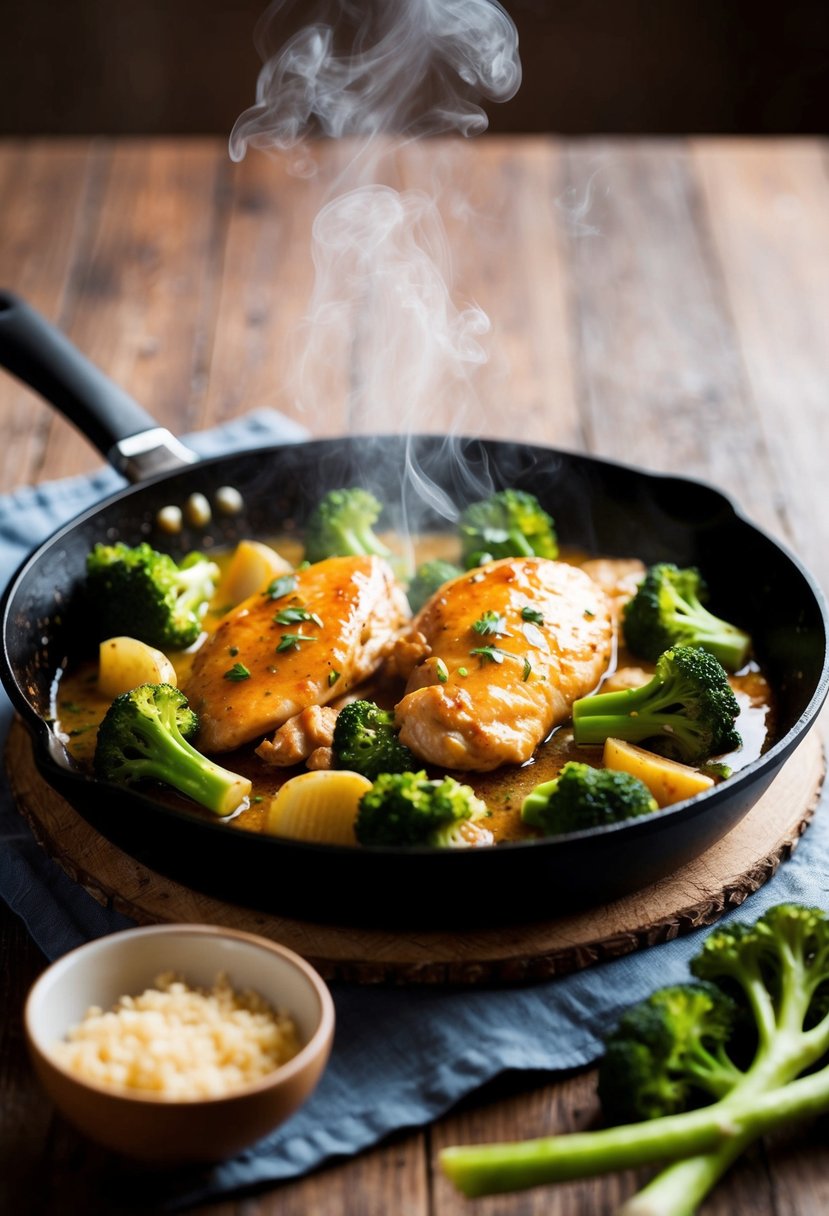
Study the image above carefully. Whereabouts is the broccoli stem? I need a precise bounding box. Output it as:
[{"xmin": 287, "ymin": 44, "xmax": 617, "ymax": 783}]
[
  {"xmin": 691, "ymin": 629, "xmax": 749, "ymax": 674},
  {"xmin": 627, "ymin": 937, "xmax": 829, "ymax": 1216},
  {"xmin": 619, "ymin": 1136, "xmax": 751, "ymax": 1216},
  {"xmin": 440, "ymin": 1060, "xmax": 829, "ymax": 1201},
  {"xmin": 130, "ymin": 720, "xmax": 249, "ymax": 817},
  {"xmin": 572, "ymin": 679, "xmax": 707, "ymax": 752},
  {"xmin": 572, "ymin": 712, "xmax": 684, "ymax": 748},
  {"xmin": 441, "ymin": 1117, "xmax": 724, "ymax": 1196},
  {"xmin": 670, "ymin": 597, "xmax": 751, "ymax": 673},
  {"xmin": 349, "ymin": 528, "xmax": 390, "ymax": 557},
  {"xmin": 509, "ymin": 532, "xmax": 536, "ymax": 558},
  {"xmin": 619, "ymin": 1035, "xmax": 816, "ymax": 1216}
]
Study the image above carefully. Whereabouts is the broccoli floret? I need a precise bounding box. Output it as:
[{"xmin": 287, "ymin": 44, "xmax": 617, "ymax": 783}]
[
  {"xmin": 355, "ymin": 770, "xmax": 492, "ymax": 848},
  {"xmin": 407, "ymin": 559, "xmax": 463, "ymax": 613},
  {"xmin": 332, "ymin": 700, "xmax": 416, "ymax": 780},
  {"xmin": 598, "ymin": 983, "xmax": 743, "ymax": 1124},
  {"xmin": 459, "ymin": 489, "xmax": 557, "ymax": 569},
  {"xmin": 94, "ymin": 683, "xmax": 250, "ymax": 817},
  {"xmin": 623, "ymin": 563, "xmax": 752, "ymax": 672},
  {"xmin": 521, "ymin": 761, "xmax": 658, "ymax": 835},
  {"xmin": 440, "ymin": 904, "xmax": 829, "ymax": 1214},
  {"xmin": 86, "ymin": 542, "xmax": 219, "ymax": 650},
  {"xmin": 304, "ymin": 488, "xmax": 391, "ymax": 563},
  {"xmin": 572, "ymin": 645, "xmax": 742, "ymax": 763}
]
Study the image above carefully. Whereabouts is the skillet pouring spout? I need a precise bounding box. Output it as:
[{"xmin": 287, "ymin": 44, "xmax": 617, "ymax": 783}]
[{"xmin": 0, "ymin": 294, "xmax": 827, "ymax": 926}]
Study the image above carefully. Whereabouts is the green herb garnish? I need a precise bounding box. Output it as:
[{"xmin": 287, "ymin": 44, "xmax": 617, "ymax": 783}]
[
  {"xmin": 328, "ymin": 669, "xmax": 341, "ymax": 687},
  {"xmin": 223, "ymin": 662, "xmax": 251, "ymax": 681},
  {"xmin": 470, "ymin": 645, "xmax": 508, "ymax": 665},
  {"xmin": 274, "ymin": 606, "xmax": 323, "ymax": 627},
  {"xmin": 263, "ymin": 574, "xmax": 298, "ymax": 601},
  {"xmin": 472, "ymin": 610, "xmax": 510, "ymax": 637},
  {"xmin": 275, "ymin": 633, "xmax": 318, "ymax": 654},
  {"xmin": 435, "ymin": 658, "xmax": 449, "ymax": 684},
  {"xmin": 521, "ymin": 606, "xmax": 544, "ymax": 625}
]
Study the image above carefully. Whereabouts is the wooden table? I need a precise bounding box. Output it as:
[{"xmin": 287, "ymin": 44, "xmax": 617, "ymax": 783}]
[{"xmin": 1, "ymin": 136, "xmax": 828, "ymax": 1214}]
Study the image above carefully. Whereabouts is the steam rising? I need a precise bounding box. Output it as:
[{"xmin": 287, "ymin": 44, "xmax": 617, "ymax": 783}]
[
  {"xmin": 303, "ymin": 188, "xmax": 488, "ymax": 425},
  {"xmin": 231, "ymin": 0, "xmax": 522, "ymax": 533},
  {"xmin": 230, "ymin": 0, "xmax": 520, "ymax": 158}
]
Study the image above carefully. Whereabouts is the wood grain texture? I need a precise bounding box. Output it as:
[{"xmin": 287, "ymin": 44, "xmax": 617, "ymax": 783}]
[
  {"xmin": 561, "ymin": 140, "xmax": 786, "ymax": 535},
  {"xmin": 1, "ymin": 137, "xmax": 829, "ymax": 1215},
  {"xmin": 692, "ymin": 139, "xmax": 829, "ymax": 587},
  {"xmin": 36, "ymin": 140, "xmax": 229, "ymax": 479},
  {"xmin": 5, "ymin": 718, "xmax": 824, "ymax": 986},
  {"xmin": 0, "ymin": 141, "xmax": 99, "ymax": 489}
]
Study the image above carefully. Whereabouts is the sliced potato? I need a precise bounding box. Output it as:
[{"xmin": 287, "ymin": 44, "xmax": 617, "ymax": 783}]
[
  {"xmin": 213, "ymin": 540, "xmax": 293, "ymax": 608},
  {"xmin": 603, "ymin": 737, "xmax": 715, "ymax": 808},
  {"xmin": 98, "ymin": 636, "xmax": 177, "ymax": 699},
  {"xmin": 264, "ymin": 770, "xmax": 372, "ymax": 846}
]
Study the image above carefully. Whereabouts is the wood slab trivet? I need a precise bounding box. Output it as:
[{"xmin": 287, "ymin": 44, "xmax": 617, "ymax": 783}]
[{"xmin": 6, "ymin": 718, "xmax": 825, "ymax": 985}]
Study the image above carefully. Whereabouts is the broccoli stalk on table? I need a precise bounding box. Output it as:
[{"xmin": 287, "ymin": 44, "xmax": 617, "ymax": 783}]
[
  {"xmin": 521, "ymin": 761, "xmax": 658, "ymax": 836},
  {"xmin": 332, "ymin": 700, "xmax": 416, "ymax": 781},
  {"xmin": 94, "ymin": 683, "xmax": 250, "ymax": 817},
  {"xmin": 406, "ymin": 559, "xmax": 463, "ymax": 613},
  {"xmin": 86, "ymin": 541, "xmax": 219, "ymax": 650},
  {"xmin": 440, "ymin": 903, "xmax": 829, "ymax": 1216},
  {"xmin": 598, "ymin": 982, "xmax": 744, "ymax": 1123},
  {"xmin": 459, "ymin": 489, "xmax": 558, "ymax": 569},
  {"xmin": 623, "ymin": 563, "xmax": 752, "ymax": 672},
  {"xmin": 572, "ymin": 645, "xmax": 742, "ymax": 764},
  {"xmin": 304, "ymin": 488, "xmax": 391, "ymax": 563},
  {"xmin": 355, "ymin": 770, "xmax": 492, "ymax": 848}
]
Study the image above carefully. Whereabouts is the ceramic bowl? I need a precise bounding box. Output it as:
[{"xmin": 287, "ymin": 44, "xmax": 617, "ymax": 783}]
[{"xmin": 24, "ymin": 923, "xmax": 335, "ymax": 1164}]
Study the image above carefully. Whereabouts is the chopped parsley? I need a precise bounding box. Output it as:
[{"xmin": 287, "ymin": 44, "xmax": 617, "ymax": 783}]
[
  {"xmin": 470, "ymin": 645, "xmax": 509, "ymax": 665},
  {"xmin": 263, "ymin": 574, "xmax": 298, "ymax": 601},
  {"xmin": 223, "ymin": 662, "xmax": 251, "ymax": 682},
  {"xmin": 275, "ymin": 632, "xmax": 317, "ymax": 653},
  {"xmin": 273, "ymin": 605, "xmax": 323, "ymax": 627},
  {"xmin": 521, "ymin": 606, "xmax": 544, "ymax": 625},
  {"xmin": 472, "ymin": 610, "xmax": 510, "ymax": 637}
]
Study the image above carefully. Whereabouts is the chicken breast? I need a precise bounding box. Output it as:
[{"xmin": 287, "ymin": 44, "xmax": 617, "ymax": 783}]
[
  {"xmin": 185, "ymin": 555, "xmax": 409, "ymax": 752},
  {"xmin": 394, "ymin": 558, "xmax": 612, "ymax": 771}
]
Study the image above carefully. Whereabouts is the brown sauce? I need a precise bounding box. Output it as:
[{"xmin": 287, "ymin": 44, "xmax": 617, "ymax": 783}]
[{"xmin": 54, "ymin": 538, "xmax": 774, "ymax": 843}]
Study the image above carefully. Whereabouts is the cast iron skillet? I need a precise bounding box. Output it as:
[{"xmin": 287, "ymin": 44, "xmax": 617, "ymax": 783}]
[{"xmin": 0, "ymin": 291, "xmax": 827, "ymax": 927}]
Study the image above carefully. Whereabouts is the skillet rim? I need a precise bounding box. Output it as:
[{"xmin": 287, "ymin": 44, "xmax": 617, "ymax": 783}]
[{"xmin": 2, "ymin": 433, "xmax": 828, "ymax": 862}]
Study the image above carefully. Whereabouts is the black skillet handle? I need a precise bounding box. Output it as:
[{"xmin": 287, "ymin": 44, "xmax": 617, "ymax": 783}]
[{"xmin": 0, "ymin": 291, "xmax": 197, "ymax": 482}]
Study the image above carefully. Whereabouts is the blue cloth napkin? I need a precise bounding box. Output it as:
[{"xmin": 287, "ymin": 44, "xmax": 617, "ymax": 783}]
[{"xmin": 2, "ymin": 411, "xmax": 828, "ymax": 1210}]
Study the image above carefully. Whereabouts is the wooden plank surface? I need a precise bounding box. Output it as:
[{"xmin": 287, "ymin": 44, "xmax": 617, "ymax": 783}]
[{"xmin": 0, "ymin": 136, "xmax": 828, "ymax": 1215}]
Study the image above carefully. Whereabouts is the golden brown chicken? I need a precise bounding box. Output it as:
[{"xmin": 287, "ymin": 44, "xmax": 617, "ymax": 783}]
[
  {"xmin": 393, "ymin": 558, "xmax": 612, "ymax": 771},
  {"xmin": 185, "ymin": 555, "xmax": 409, "ymax": 752}
]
